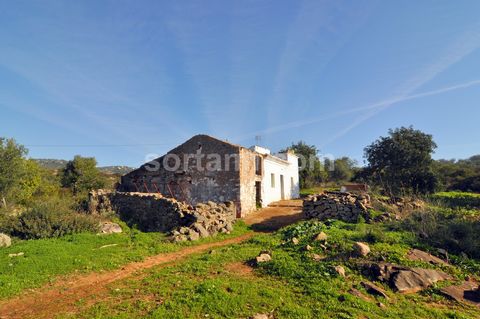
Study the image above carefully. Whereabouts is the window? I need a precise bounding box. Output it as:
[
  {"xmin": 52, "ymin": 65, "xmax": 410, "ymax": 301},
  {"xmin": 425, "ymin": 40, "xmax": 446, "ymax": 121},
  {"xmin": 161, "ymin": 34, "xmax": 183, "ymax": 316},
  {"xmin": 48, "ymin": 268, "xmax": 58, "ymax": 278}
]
[
  {"xmin": 271, "ymin": 173, "xmax": 275, "ymax": 188},
  {"xmin": 255, "ymin": 156, "xmax": 262, "ymax": 175}
]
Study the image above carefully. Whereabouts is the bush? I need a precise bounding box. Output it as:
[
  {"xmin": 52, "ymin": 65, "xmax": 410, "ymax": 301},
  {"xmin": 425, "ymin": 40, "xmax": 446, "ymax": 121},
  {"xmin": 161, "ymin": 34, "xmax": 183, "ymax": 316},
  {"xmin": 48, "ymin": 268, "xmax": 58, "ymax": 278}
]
[
  {"xmin": 0, "ymin": 200, "xmax": 99, "ymax": 239},
  {"xmin": 401, "ymin": 209, "xmax": 480, "ymax": 259}
]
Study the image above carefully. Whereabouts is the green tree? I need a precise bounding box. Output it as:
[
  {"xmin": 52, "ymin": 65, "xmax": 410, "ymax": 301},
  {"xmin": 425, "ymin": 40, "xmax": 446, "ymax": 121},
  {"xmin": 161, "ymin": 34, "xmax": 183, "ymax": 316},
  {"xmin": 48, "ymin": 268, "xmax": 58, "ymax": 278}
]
[
  {"xmin": 281, "ymin": 141, "xmax": 327, "ymax": 188},
  {"xmin": 328, "ymin": 157, "xmax": 357, "ymax": 183},
  {"xmin": 0, "ymin": 138, "xmax": 28, "ymax": 207},
  {"xmin": 61, "ymin": 156, "xmax": 106, "ymax": 194},
  {"xmin": 364, "ymin": 126, "xmax": 437, "ymax": 196}
]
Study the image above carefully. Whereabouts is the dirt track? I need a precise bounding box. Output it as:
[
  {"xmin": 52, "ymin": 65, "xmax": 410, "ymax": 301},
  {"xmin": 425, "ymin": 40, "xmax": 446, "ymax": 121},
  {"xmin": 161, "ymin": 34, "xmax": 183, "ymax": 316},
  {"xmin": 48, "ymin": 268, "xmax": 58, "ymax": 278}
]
[
  {"xmin": 0, "ymin": 233, "xmax": 254, "ymax": 319},
  {"xmin": 0, "ymin": 201, "xmax": 303, "ymax": 319}
]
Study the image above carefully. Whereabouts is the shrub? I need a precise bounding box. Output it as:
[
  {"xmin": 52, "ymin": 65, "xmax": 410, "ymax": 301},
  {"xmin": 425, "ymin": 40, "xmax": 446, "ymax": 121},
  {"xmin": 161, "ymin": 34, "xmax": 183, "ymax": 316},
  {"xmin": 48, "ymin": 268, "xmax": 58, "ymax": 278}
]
[
  {"xmin": 401, "ymin": 209, "xmax": 480, "ymax": 259},
  {"xmin": 0, "ymin": 200, "xmax": 99, "ymax": 239}
]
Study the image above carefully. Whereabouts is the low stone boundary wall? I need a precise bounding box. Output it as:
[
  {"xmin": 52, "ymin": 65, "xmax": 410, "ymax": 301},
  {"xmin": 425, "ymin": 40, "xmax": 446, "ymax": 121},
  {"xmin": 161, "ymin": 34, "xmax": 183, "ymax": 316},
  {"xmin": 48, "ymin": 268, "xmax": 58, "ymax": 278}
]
[
  {"xmin": 303, "ymin": 191, "xmax": 371, "ymax": 223},
  {"xmin": 88, "ymin": 191, "xmax": 236, "ymax": 238}
]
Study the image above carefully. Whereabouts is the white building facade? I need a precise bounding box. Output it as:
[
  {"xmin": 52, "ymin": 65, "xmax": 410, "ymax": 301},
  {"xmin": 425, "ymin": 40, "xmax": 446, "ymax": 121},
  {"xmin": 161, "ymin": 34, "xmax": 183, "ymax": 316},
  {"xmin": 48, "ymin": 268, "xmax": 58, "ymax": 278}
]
[{"xmin": 251, "ymin": 146, "xmax": 300, "ymax": 207}]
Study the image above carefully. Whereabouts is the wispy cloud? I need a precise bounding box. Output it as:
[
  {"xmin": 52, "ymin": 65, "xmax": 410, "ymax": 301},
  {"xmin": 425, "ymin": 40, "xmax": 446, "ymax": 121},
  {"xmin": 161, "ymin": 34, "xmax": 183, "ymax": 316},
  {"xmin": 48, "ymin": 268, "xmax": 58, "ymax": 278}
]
[
  {"xmin": 320, "ymin": 26, "xmax": 480, "ymax": 147},
  {"xmin": 235, "ymin": 78, "xmax": 480, "ymax": 143}
]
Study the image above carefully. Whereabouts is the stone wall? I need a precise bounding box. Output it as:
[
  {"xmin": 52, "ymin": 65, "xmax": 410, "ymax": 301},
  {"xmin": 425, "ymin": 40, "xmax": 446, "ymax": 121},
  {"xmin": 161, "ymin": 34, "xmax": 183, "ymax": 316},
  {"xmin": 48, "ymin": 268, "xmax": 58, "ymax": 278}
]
[
  {"xmin": 303, "ymin": 191, "xmax": 371, "ymax": 223},
  {"xmin": 118, "ymin": 135, "xmax": 247, "ymax": 215},
  {"xmin": 88, "ymin": 190, "xmax": 236, "ymax": 236}
]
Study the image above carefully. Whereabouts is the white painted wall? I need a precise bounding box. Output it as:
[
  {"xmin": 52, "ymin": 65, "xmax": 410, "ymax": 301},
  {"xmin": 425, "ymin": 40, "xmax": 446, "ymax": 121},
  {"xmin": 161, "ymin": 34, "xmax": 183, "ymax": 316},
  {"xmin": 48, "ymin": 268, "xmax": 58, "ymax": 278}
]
[{"xmin": 260, "ymin": 152, "xmax": 299, "ymax": 207}]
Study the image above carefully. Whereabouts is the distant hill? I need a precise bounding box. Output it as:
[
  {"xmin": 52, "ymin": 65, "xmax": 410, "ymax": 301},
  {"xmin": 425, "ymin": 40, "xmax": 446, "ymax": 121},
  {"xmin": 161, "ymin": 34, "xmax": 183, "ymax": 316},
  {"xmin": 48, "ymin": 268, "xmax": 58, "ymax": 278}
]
[{"xmin": 33, "ymin": 159, "xmax": 134, "ymax": 175}]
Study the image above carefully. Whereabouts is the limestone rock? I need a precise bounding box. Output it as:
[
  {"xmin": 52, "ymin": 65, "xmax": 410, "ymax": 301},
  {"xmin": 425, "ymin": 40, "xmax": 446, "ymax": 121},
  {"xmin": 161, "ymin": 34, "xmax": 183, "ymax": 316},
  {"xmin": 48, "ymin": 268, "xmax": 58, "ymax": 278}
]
[
  {"xmin": 391, "ymin": 268, "xmax": 451, "ymax": 294},
  {"xmin": 314, "ymin": 232, "xmax": 328, "ymax": 242},
  {"xmin": 188, "ymin": 230, "xmax": 200, "ymax": 241},
  {"xmin": 311, "ymin": 253, "xmax": 325, "ymax": 262},
  {"xmin": 353, "ymin": 242, "xmax": 370, "ymax": 257},
  {"xmin": 334, "ymin": 265, "xmax": 346, "ymax": 277},
  {"xmin": 406, "ymin": 249, "xmax": 449, "ymax": 266},
  {"xmin": 441, "ymin": 281, "xmax": 480, "ymax": 306},
  {"xmin": 305, "ymin": 245, "xmax": 313, "ymax": 251},
  {"xmin": 251, "ymin": 314, "xmax": 269, "ymax": 319},
  {"xmin": 361, "ymin": 281, "xmax": 389, "ymax": 299},
  {"xmin": 255, "ymin": 253, "xmax": 272, "ymax": 264},
  {"xmin": 0, "ymin": 233, "xmax": 11, "ymax": 248},
  {"xmin": 99, "ymin": 222, "xmax": 122, "ymax": 234},
  {"xmin": 291, "ymin": 237, "xmax": 299, "ymax": 245},
  {"xmin": 193, "ymin": 223, "xmax": 210, "ymax": 238}
]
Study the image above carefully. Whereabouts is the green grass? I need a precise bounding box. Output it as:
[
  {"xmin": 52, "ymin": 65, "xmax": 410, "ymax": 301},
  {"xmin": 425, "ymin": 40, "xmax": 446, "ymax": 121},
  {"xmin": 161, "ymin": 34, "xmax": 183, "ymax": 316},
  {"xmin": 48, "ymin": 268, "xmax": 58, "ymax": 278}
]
[
  {"xmin": 430, "ymin": 192, "xmax": 480, "ymax": 209},
  {"xmin": 0, "ymin": 221, "xmax": 250, "ymax": 299},
  {"xmin": 300, "ymin": 186, "xmax": 340, "ymax": 197},
  {"xmin": 65, "ymin": 221, "xmax": 480, "ymax": 319}
]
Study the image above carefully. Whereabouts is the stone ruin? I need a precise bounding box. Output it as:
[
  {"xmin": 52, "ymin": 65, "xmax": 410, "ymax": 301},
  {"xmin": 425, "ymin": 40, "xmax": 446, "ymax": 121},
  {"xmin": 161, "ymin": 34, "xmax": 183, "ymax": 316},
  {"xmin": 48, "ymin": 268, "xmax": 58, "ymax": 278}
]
[
  {"xmin": 303, "ymin": 191, "xmax": 371, "ymax": 223},
  {"xmin": 88, "ymin": 190, "xmax": 236, "ymax": 241}
]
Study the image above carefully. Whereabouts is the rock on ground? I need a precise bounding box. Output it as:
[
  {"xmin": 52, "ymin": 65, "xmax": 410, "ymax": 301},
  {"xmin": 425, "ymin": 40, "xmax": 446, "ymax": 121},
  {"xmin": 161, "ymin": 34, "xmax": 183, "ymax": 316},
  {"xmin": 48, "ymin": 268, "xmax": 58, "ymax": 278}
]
[
  {"xmin": 99, "ymin": 222, "xmax": 122, "ymax": 234},
  {"xmin": 353, "ymin": 242, "xmax": 370, "ymax": 257},
  {"xmin": 334, "ymin": 266, "xmax": 346, "ymax": 278},
  {"xmin": 255, "ymin": 253, "xmax": 272, "ymax": 264},
  {"xmin": 441, "ymin": 281, "xmax": 480, "ymax": 306},
  {"xmin": 314, "ymin": 231, "xmax": 328, "ymax": 242},
  {"xmin": 406, "ymin": 249, "xmax": 449, "ymax": 266},
  {"xmin": 391, "ymin": 268, "xmax": 451, "ymax": 294},
  {"xmin": 361, "ymin": 281, "xmax": 389, "ymax": 299},
  {"xmin": 0, "ymin": 233, "xmax": 11, "ymax": 248}
]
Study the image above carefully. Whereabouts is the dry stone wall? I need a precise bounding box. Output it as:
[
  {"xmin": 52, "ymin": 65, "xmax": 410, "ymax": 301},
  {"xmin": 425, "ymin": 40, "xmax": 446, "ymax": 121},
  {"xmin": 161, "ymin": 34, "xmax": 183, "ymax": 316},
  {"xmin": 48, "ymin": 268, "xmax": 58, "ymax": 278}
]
[
  {"xmin": 303, "ymin": 191, "xmax": 371, "ymax": 223},
  {"xmin": 88, "ymin": 190, "xmax": 236, "ymax": 238}
]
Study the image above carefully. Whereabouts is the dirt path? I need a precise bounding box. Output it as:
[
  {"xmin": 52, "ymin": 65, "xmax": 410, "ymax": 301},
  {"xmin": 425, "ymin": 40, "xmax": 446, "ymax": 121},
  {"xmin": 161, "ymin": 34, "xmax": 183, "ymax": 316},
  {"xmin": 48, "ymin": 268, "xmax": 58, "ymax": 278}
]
[
  {"xmin": 244, "ymin": 199, "xmax": 304, "ymax": 231},
  {"xmin": 0, "ymin": 202, "xmax": 303, "ymax": 319},
  {"xmin": 0, "ymin": 233, "xmax": 254, "ymax": 319}
]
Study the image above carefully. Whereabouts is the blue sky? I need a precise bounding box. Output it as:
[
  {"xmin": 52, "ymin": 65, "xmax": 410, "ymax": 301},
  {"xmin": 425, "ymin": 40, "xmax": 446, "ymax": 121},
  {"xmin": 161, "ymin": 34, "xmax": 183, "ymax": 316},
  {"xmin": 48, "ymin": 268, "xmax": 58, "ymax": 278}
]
[{"xmin": 1, "ymin": 0, "xmax": 479, "ymax": 167}]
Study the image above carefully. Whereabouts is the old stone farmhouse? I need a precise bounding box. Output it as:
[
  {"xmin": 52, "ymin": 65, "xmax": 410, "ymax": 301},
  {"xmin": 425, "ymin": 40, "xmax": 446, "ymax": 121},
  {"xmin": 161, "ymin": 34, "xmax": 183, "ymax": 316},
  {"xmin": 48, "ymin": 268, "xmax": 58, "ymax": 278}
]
[{"xmin": 118, "ymin": 135, "xmax": 299, "ymax": 217}]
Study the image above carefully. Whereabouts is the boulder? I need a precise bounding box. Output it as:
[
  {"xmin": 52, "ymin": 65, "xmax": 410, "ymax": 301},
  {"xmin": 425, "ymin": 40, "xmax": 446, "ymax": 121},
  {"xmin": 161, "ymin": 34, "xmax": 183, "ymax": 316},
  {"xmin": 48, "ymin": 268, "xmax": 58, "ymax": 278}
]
[
  {"xmin": 0, "ymin": 233, "xmax": 11, "ymax": 248},
  {"xmin": 406, "ymin": 249, "xmax": 449, "ymax": 266},
  {"xmin": 390, "ymin": 268, "xmax": 451, "ymax": 294},
  {"xmin": 291, "ymin": 237, "xmax": 300, "ymax": 245},
  {"xmin": 251, "ymin": 314, "xmax": 269, "ymax": 319},
  {"xmin": 353, "ymin": 242, "xmax": 370, "ymax": 257},
  {"xmin": 99, "ymin": 222, "xmax": 122, "ymax": 234},
  {"xmin": 305, "ymin": 245, "xmax": 313, "ymax": 251},
  {"xmin": 441, "ymin": 281, "xmax": 480, "ymax": 306}
]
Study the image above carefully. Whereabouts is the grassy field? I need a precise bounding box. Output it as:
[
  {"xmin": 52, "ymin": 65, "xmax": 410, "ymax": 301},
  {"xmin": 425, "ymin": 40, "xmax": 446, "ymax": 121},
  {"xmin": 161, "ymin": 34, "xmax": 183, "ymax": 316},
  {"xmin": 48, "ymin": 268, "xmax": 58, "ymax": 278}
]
[
  {"xmin": 2, "ymin": 191, "xmax": 480, "ymax": 318},
  {"xmin": 430, "ymin": 191, "xmax": 480, "ymax": 208},
  {"xmin": 63, "ymin": 220, "xmax": 480, "ymax": 319},
  {"xmin": 0, "ymin": 221, "xmax": 250, "ymax": 299}
]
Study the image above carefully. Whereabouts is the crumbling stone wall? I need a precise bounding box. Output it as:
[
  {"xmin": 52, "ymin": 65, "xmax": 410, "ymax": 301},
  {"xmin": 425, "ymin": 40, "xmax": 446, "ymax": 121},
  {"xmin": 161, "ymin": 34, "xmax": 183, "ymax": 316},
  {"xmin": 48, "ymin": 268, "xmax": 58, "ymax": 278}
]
[
  {"xmin": 303, "ymin": 191, "xmax": 371, "ymax": 223},
  {"xmin": 88, "ymin": 190, "xmax": 236, "ymax": 235},
  {"xmin": 118, "ymin": 135, "xmax": 250, "ymax": 216}
]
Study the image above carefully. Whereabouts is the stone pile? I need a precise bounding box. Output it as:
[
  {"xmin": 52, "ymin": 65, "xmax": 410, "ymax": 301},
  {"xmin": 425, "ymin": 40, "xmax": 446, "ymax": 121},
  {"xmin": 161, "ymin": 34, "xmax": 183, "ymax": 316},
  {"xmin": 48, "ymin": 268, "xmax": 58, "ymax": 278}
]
[
  {"xmin": 303, "ymin": 191, "xmax": 371, "ymax": 223},
  {"xmin": 172, "ymin": 201, "xmax": 236, "ymax": 242},
  {"xmin": 88, "ymin": 190, "xmax": 235, "ymax": 240}
]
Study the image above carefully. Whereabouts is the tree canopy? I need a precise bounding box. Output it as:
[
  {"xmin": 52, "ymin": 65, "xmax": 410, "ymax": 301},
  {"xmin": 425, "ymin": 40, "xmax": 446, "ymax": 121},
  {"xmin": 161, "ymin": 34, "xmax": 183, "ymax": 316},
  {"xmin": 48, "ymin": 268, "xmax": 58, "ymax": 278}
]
[
  {"xmin": 61, "ymin": 156, "xmax": 106, "ymax": 194},
  {"xmin": 281, "ymin": 141, "xmax": 327, "ymax": 188},
  {"xmin": 364, "ymin": 126, "xmax": 437, "ymax": 196}
]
